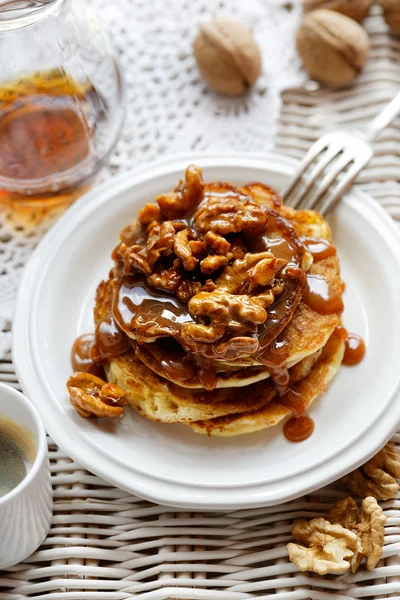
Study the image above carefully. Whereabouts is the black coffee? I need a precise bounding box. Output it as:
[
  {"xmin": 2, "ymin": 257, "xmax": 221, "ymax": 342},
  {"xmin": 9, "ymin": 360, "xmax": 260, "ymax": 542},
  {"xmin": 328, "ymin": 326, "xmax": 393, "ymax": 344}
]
[
  {"xmin": 0, "ymin": 416, "xmax": 35, "ymax": 498},
  {"xmin": 0, "ymin": 432, "xmax": 27, "ymax": 497}
]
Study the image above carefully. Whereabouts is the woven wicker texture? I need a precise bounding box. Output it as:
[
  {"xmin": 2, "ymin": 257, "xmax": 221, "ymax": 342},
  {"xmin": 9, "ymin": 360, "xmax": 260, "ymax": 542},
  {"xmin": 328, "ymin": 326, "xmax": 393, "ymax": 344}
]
[{"xmin": 1, "ymin": 0, "xmax": 400, "ymax": 598}]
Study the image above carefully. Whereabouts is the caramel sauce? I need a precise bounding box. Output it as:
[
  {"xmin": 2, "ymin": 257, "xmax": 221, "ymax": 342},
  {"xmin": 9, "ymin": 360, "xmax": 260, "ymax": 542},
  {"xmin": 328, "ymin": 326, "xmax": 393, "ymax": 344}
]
[
  {"xmin": 114, "ymin": 275, "xmax": 193, "ymax": 342},
  {"xmin": 257, "ymin": 339, "xmax": 290, "ymax": 395},
  {"xmin": 280, "ymin": 389, "xmax": 307, "ymax": 415},
  {"xmin": 343, "ymin": 333, "xmax": 366, "ymax": 365},
  {"xmin": 302, "ymin": 274, "xmax": 344, "ymax": 315},
  {"xmin": 247, "ymin": 211, "xmax": 304, "ymax": 262},
  {"xmin": 198, "ymin": 360, "xmax": 218, "ymax": 391},
  {"xmin": 143, "ymin": 339, "xmax": 196, "ymax": 383},
  {"xmin": 333, "ymin": 325, "xmax": 348, "ymax": 340},
  {"xmin": 303, "ymin": 238, "xmax": 336, "ymax": 262},
  {"xmin": 283, "ymin": 415, "xmax": 315, "ymax": 442},
  {"xmin": 71, "ymin": 334, "xmax": 104, "ymax": 378},
  {"xmin": 93, "ymin": 318, "xmax": 131, "ymax": 360}
]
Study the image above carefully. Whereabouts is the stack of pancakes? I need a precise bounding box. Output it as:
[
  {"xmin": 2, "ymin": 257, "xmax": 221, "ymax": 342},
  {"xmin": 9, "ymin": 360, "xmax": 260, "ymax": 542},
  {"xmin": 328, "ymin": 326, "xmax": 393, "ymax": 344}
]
[{"xmin": 93, "ymin": 165, "xmax": 345, "ymax": 436}]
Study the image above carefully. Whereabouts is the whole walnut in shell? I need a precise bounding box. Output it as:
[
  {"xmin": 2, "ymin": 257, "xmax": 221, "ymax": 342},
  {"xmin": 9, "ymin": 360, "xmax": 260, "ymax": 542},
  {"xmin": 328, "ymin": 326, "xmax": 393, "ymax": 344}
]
[
  {"xmin": 193, "ymin": 19, "xmax": 262, "ymax": 96},
  {"xmin": 379, "ymin": 0, "xmax": 400, "ymax": 34},
  {"xmin": 296, "ymin": 9, "xmax": 370, "ymax": 85},
  {"xmin": 303, "ymin": 0, "xmax": 373, "ymax": 22}
]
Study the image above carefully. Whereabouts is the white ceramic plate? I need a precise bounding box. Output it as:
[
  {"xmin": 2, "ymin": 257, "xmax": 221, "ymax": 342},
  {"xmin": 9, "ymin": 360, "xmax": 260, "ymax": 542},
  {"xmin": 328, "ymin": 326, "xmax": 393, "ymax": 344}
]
[{"xmin": 13, "ymin": 152, "xmax": 400, "ymax": 510}]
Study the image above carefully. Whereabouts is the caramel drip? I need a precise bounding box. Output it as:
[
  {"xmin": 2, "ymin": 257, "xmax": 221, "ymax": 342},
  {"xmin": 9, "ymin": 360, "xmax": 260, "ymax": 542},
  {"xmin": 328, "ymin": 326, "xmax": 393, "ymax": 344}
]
[
  {"xmin": 144, "ymin": 339, "xmax": 196, "ymax": 382},
  {"xmin": 303, "ymin": 238, "xmax": 336, "ymax": 262},
  {"xmin": 343, "ymin": 333, "xmax": 366, "ymax": 365},
  {"xmin": 283, "ymin": 416, "xmax": 315, "ymax": 442},
  {"xmin": 198, "ymin": 360, "xmax": 217, "ymax": 391},
  {"xmin": 93, "ymin": 318, "xmax": 131, "ymax": 360},
  {"xmin": 302, "ymin": 274, "xmax": 344, "ymax": 315},
  {"xmin": 113, "ymin": 275, "xmax": 193, "ymax": 343},
  {"xmin": 71, "ymin": 333, "xmax": 105, "ymax": 378},
  {"xmin": 280, "ymin": 389, "xmax": 307, "ymax": 415}
]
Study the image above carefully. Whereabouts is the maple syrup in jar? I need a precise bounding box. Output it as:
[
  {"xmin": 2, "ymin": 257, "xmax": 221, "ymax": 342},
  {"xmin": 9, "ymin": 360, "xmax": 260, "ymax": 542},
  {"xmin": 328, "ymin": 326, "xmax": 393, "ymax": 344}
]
[{"xmin": 0, "ymin": 0, "xmax": 124, "ymax": 214}]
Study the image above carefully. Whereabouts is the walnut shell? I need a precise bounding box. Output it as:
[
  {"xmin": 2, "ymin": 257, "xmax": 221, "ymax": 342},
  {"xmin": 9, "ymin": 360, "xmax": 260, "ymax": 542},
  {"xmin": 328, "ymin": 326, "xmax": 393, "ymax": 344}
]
[
  {"xmin": 296, "ymin": 9, "xmax": 370, "ymax": 85},
  {"xmin": 379, "ymin": 0, "xmax": 400, "ymax": 34},
  {"xmin": 193, "ymin": 19, "xmax": 262, "ymax": 96},
  {"xmin": 303, "ymin": 0, "xmax": 373, "ymax": 22}
]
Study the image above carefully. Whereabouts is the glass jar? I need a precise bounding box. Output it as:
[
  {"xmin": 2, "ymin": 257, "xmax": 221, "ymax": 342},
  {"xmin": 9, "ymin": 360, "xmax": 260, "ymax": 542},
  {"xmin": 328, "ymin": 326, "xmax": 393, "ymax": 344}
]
[{"xmin": 0, "ymin": 0, "xmax": 124, "ymax": 205}]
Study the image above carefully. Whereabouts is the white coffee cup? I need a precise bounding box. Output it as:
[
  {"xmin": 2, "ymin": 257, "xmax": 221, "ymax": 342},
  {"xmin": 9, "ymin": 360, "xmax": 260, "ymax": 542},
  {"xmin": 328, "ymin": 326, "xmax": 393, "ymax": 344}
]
[{"xmin": 0, "ymin": 383, "xmax": 53, "ymax": 568}]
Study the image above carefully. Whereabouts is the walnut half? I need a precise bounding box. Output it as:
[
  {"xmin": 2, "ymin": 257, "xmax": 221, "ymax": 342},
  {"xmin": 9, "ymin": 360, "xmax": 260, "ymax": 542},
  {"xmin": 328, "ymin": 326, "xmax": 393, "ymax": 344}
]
[
  {"xmin": 287, "ymin": 518, "xmax": 359, "ymax": 575},
  {"xmin": 67, "ymin": 372, "xmax": 128, "ymax": 419},
  {"xmin": 328, "ymin": 496, "xmax": 386, "ymax": 571},
  {"xmin": 344, "ymin": 443, "xmax": 400, "ymax": 501}
]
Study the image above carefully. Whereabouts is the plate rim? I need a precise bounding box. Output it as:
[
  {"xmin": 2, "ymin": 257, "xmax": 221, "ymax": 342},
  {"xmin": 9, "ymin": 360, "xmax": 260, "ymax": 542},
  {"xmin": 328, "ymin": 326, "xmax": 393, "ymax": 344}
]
[{"xmin": 13, "ymin": 151, "xmax": 400, "ymax": 509}]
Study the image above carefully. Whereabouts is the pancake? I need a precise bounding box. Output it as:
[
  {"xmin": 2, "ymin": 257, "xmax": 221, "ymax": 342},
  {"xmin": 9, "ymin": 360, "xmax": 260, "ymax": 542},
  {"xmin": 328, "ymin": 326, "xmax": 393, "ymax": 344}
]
[
  {"xmin": 190, "ymin": 331, "xmax": 344, "ymax": 436},
  {"xmin": 95, "ymin": 180, "xmax": 342, "ymax": 389},
  {"xmin": 71, "ymin": 165, "xmax": 349, "ymax": 440},
  {"xmin": 105, "ymin": 331, "xmax": 343, "ymax": 434}
]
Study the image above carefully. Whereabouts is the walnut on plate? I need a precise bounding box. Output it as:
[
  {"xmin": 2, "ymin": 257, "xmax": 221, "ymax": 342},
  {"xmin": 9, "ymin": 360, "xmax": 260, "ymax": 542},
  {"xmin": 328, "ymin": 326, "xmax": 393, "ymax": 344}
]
[
  {"xmin": 344, "ymin": 443, "xmax": 400, "ymax": 500},
  {"xmin": 287, "ymin": 518, "xmax": 360, "ymax": 575},
  {"xmin": 194, "ymin": 194, "xmax": 267, "ymax": 235},
  {"xmin": 215, "ymin": 251, "xmax": 285, "ymax": 294},
  {"xmin": 328, "ymin": 496, "xmax": 386, "ymax": 571},
  {"xmin": 156, "ymin": 164, "xmax": 204, "ymax": 220},
  {"xmin": 181, "ymin": 287, "xmax": 275, "ymax": 344},
  {"xmin": 67, "ymin": 372, "xmax": 128, "ymax": 419}
]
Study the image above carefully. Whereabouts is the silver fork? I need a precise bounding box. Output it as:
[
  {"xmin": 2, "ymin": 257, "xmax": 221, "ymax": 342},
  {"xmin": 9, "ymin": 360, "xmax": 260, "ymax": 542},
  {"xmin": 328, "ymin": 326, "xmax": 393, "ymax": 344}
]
[{"xmin": 283, "ymin": 90, "xmax": 400, "ymax": 215}]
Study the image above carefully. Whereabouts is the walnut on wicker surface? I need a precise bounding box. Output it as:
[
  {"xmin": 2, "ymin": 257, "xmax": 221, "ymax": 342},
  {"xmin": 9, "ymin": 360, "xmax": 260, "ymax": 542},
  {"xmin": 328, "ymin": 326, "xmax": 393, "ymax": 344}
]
[
  {"xmin": 344, "ymin": 443, "xmax": 400, "ymax": 500},
  {"xmin": 287, "ymin": 518, "xmax": 360, "ymax": 575},
  {"xmin": 67, "ymin": 372, "xmax": 128, "ymax": 418},
  {"xmin": 288, "ymin": 495, "xmax": 387, "ymax": 575},
  {"xmin": 328, "ymin": 496, "xmax": 386, "ymax": 571}
]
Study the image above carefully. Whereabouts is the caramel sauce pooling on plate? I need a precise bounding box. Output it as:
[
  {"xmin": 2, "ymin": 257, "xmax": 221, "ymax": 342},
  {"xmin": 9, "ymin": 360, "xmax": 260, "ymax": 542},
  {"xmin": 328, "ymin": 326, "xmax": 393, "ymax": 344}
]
[{"xmin": 283, "ymin": 415, "xmax": 315, "ymax": 442}]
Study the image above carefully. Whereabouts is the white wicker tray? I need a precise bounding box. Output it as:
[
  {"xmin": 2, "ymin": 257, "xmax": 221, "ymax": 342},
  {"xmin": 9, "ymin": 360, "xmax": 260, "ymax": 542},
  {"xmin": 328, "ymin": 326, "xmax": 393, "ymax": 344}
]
[{"xmin": 1, "ymin": 1, "xmax": 400, "ymax": 598}]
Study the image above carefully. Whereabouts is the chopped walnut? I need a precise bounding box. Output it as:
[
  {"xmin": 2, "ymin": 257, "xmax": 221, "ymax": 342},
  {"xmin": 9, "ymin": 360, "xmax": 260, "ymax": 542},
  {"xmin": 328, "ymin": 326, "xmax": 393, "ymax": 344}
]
[
  {"xmin": 216, "ymin": 251, "xmax": 276, "ymax": 293},
  {"xmin": 67, "ymin": 373, "xmax": 128, "ymax": 419},
  {"xmin": 176, "ymin": 279, "xmax": 202, "ymax": 303},
  {"xmin": 119, "ymin": 222, "xmax": 146, "ymax": 246},
  {"xmin": 344, "ymin": 444, "xmax": 400, "ymax": 500},
  {"xmin": 287, "ymin": 518, "xmax": 359, "ymax": 575},
  {"xmin": 194, "ymin": 194, "xmax": 267, "ymax": 235},
  {"xmin": 202, "ymin": 278, "xmax": 217, "ymax": 293},
  {"xmin": 204, "ymin": 231, "xmax": 231, "ymax": 255},
  {"xmin": 189, "ymin": 290, "xmax": 272, "ymax": 326},
  {"xmin": 189, "ymin": 239, "xmax": 206, "ymax": 256},
  {"xmin": 174, "ymin": 228, "xmax": 199, "ymax": 271},
  {"xmin": 147, "ymin": 267, "xmax": 182, "ymax": 292},
  {"xmin": 146, "ymin": 220, "xmax": 176, "ymax": 265},
  {"xmin": 248, "ymin": 256, "xmax": 287, "ymax": 287},
  {"xmin": 118, "ymin": 243, "xmax": 152, "ymax": 275},
  {"xmin": 138, "ymin": 203, "xmax": 162, "ymax": 224},
  {"xmin": 229, "ymin": 236, "xmax": 246, "ymax": 259},
  {"xmin": 328, "ymin": 496, "xmax": 386, "ymax": 572},
  {"xmin": 157, "ymin": 164, "xmax": 204, "ymax": 219},
  {"xmin": 180, "ymin": 322, "xmax": 226, "ymax": 343},
  {"xmin": 200, "ymin": 254, "xmax": 229, "ymax": 274}
]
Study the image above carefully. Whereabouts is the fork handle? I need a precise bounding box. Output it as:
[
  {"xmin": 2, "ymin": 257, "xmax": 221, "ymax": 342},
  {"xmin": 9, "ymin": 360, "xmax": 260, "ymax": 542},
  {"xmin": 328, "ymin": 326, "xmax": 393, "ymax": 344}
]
[{"xmin": 366, "ymin": 90, "xmax": 400, "ymax": 141}]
